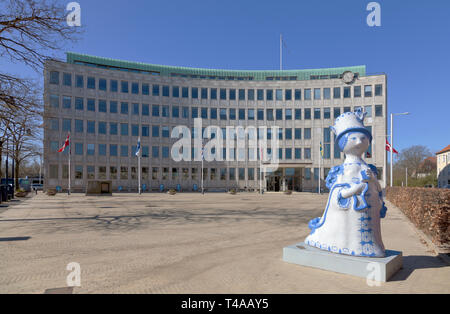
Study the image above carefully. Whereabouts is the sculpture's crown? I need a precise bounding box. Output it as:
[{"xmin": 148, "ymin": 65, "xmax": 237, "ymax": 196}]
[{"xmin": 331, "ymin": 109, "xmax": 372, "ymax": 143}]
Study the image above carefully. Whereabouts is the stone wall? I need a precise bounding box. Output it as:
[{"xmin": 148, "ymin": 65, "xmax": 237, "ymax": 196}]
[{"xmin": 386, "ymin": 187, "xmax": 450, "ymax": 247}]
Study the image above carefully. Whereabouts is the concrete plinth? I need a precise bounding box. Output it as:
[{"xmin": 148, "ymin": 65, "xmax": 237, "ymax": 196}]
[{"xmin": 283, "ymin": 243, "xmax": 402, "ymax": 282}]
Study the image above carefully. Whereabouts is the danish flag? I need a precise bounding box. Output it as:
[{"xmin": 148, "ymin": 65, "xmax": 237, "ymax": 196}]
[
  {"xmin": 386, "ymin": 139, "xmax": 398, "ymax": 154},
  {"xmin": 58, "ymin": 133, "xmax": 70, "ymax": 153}
]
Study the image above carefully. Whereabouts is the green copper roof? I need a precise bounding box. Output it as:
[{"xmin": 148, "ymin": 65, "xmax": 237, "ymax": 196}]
[{"xmin": 66, "ymin": 52, "xmax": 366, "ymax": 81}]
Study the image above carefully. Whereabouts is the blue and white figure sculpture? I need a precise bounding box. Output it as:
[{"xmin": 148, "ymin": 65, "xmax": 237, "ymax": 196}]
[{"xmin": 305, "ymin": 109, "xmax": 388, "ymax": 257}]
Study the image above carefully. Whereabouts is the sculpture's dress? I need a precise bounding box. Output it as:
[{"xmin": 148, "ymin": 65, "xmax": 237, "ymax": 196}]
[{"xmin": 305, "ymin": 162, "xmax": 387, "ymax": 257}]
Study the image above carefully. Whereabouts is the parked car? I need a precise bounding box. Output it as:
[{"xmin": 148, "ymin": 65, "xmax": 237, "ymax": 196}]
[{"xmin": 31, "ymin": 184, "xmax": 43, "ymax": 191}]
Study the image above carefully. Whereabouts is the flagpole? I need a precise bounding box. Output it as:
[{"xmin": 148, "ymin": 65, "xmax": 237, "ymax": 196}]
[
  {"xmin": 138, "ymin": 137, "xmax": 141, "ymax": 195},
  {"xmin": 280, "ymin": 34, "xmax": 283, "ymax": 71},
  {"xmin": 68, "ymin": 132, "xmax": 71, "ymax": 195},
  {"xmin": 201, "ymin": 143, "xmax": 204, "ymax": 195}
]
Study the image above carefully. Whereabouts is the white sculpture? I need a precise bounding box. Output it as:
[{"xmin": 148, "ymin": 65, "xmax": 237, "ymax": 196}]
[{"xmin": 305, "ymin": 109, "xmax": 387, "ymax": 257}]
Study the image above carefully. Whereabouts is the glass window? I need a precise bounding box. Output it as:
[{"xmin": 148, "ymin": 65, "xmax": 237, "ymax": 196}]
[
  {"xmin": 323, "ymin": 88, "xmax": 331, "ymax": 99},
  {"xmin": 50, "ymin": 95, "xmax": 59, "ymax": 108},
  {"xmin": 110, "ymin": 144, "xmax": 118, "ymax": 156},
  {"xmin": 375, "ymin": 84, "xmax": 383, "ymax": 96},
  {"xmin": 220, "ymin": 108, "xmax": 227, "ymax": 120},
  {"xmin": 276, "ymin": 89, "xmax": 283, "ymax": 100},
  {"xmin": 285, "ymin": 128, "xmax": 292, "ymax": 140},
  {"xmin": 182, "ymin": 87, "xmax": 189, "ymax": 98},
  {"xmin": 295, "ymin": 109, "xmax": 301, "ymax": 120},
  {"xmin": 285, "ymin": 109, "xmax": 292, "ymax": 120},
  {"xmin": 76, "ymin": 75, "xmax": 84, "ymax": 88},
  {"xmin": 132, "ymin": 124, "xmax": 139, "ymax": 137},
  {"xmin": 49, "ymin": 118, "xmax": 59, "ymax": 131},
  {"xmin": 344, "ymin": 106, "xmax": 351, "ymax": 113},
  {"xmin": 239, "ymin": 89, "xmax": 245, "ymax": 100},
  {"xmin": 110, "ymin": 101, "xmax": 117, "ymax": 113},
  {"xmin": 87, "ymin": 99, "xmax": 95, "ymax": 112},
  {"xmin": 87, "ymin": 121, "xmax": 95, "ymax": 134},
  {"xmin": 87, "ymin": 77, "xmax": 95, "ymax": 89},
  {"xmin": 74, "ymin": 120, "xmax": 83, "ymax": 133},
  {"xmin": 344, "ymin": 87, "xmax": 351, "ymax": 98},
  {"xmin": 294, "ymin": 89, "xmax": 301, "ymax": 100},
  {"xmin": 285, "ymin": 148, "xmax": 292, "ymax": 159},
  {"xmin": 375, "ymin": 105, "xmax": 383, "ymax": 117},
  {"xmin": 172, "ymin": 86, "xmax": 179, "ymax": 98},
  {"xmin": 132, "ymin": 82, "xmax": 139, "ymax": 94},
  {"xmin": 110, "ymin": 80, "xmax": 118, "ymax": 92},
  {"xmin": 142, "ymin": 104, "xmax": 149, "ymax": 116},
  {"xmin": 162, "ymin": 105, "xmax": 169, "ymax": 117},
  {"xmin": 257, "ymin": 109, "xmax": 264, "ymax": 120},
  {"xmin": 229, "ymin": 108, "xmax": 236, "ymax": 120},
  {"xmin": 248, "ymin": 109, "xmax": 255, "ymax": 120},
  {"xmin": 210, "ymin": 88, "xmax": 217, "ymax": 99},
  {"xmin": 314, "ymin": 108, "xmax": 321, "ymax": 119},
  {"xmin": 324, "ymin": 107, "xmax": 331, "ymax": 119},
  {"xmin": 152, "ymin": 126, "xmax": 159, "ymax": 137},
  {"xmin": 87, "ymin": 144, "xmax": 95, "ymax": 156},
  {"xmin": 98, "ymin": 144, "xmax": 106, "ymax": 156},
  {"xmin": 257, "ymin": 89, "xmax": 264, "ymax": 100},
  {"xmin": 110, "ymin": 166, "xmax": 117, "ymax": 179},
  {"xmin": 334, "ymin": 107, "xmax": 341, "ymax": 118},
  {"xmin": 285, "ymin": 89, "xmax": 292, "ymax": 100},
  {"xmin": 120, "ymin": 167, "xmax": 128, "ymax": 180},
  {"xmin": 220, "ymin": 89, "xmax": 227, "ymax": 100},
  {"xmin": 266, "ymin": 89, "xmax": 273, "ymax": 101},
  {"xmin": 75, "ymin": 97, "xmax": 83, "ymax": 110},
  {"xmin": 63, "ymin": 73, "xmax": 71, "ymax": 86},
  {"xmin": 305, "ymin": 168, "xmax": 311, "ymax": 180},
  {"xmin": 364, "ymin": 85, "xmax": 372, "ymax": 97},
  {"xmin": 99, "ymin": 78, "xmax": 107, "ymax": 91},
  {"xmin": 304, "ymin": 108, "xmax": 311, "ymax": 120},
  {"xmin": 110, "ymin": 123, "xmax": 117, "ymax": 135},
  {"xmin": 333, "ymin": 87, "xmax": 341, "ymax": 99},
  {"xmin": 295, "ymin": 148, "xmax": 301, "ymax": 159},
  {"xmin": 191, "ymin": 87, "xmax": 198, "ymax": 99},
  {"xmin": 248, "ymin": 89, "xmax": 254, "ymax": 100},
  {"xmin": 152, "ymin": 84, "xmax": 160, "ymax": 96},
  {"xmin": 62, "ymin": 96, "xmax": 71, "ymax": 109},
  {"xmin": 295, "ymin": 128, "xmax": 301, "ymax": 140},
  {"xmin": 201, "ymin": 88, "xmax": 208, "ymax": 99},
  {"xmin": 120, "ymin": 123, "xmax": 128, "ymax": 136},
  {"xmin": 96, "ymin": 100, "xmax": 106, "ymax": 113},
  {"xmin": 152, "ymin": 146, "xmax": 159, "ymax": 158},
  {"xmin": 276, "ymin": 109, "xmax": 283, "ymax": 120},
  {"xmin": 120, "ymin": 145, "xmax": 128, "ymax": 157},
  {"xmin": 98, "ymin": 122, "xmax": 107, "ymax": 134},
  {"xmin": 152, "ymin": 105, "xmax": 159, "ymax": 117},
  {"xmin": 172, "ymin": 106, "xmax": 179, "ymax": 118},
  {"xmin": 142, "ymin": 83, "xmax": 149, "ymax": 95},
  {"xmin": 162, "ymin": 146, "xmax": 169, "ymax": 158},
  {"xmin": 201, "ymin": 107, "xmax": 208, "ymax": 119},
  {"xmin": 266, "ymin": 109, "xmax": 274, "ymax": 121},
  {"xmin": 162, "ymin": 126, "xmax": 170, "ymax": 138},
  {"xmin": 120, "ymin": 102, "xmax": 128, "ymax": 114},
  {"xmin": 305, "ymin": 148, "xmax": 311, "ymax": 159},
  {"xmin": 75, "ymin": 143, "xmax": 83, "ymax": 156},
  {"xmin": 364, "ymin": 105, "xmax": 372, "ymax": 117},
  {"xmin": 162, "ymin": 85, "xmax": 170, "ymax": 97},
  {"xmin": 62, "ymin": 119, "xmax": 71, "ymax": 132},
  {"xmin": 49, "ymin": 71, "xmax": 59, "ymax": 84},
  {"xmin": 229, "ymin": 89, "xmax": 236, "ymax": 100},
  {"xmin": 304, "ymin": 128, "xmax": 311, "ymax": 139},
  {"xmin": 182, "ymin": 107, "xmax": 189, "ymax": 118},
  {"xmin": 121, "ymin": 81, "xmax": 129, "ymax": 93},
  {"xmin": 142, "ymin": 125, "xmax": 149, "ymax": 137},
  {"xmin": 354, "ymin": 86, "xmax": 361, "ymax": 97},
  {"xmin": 314, "ymin": 88, "xmax": 321, "ymax": 100},
  {"xmin": 191, "ymin": 107, "xmax": 198, "ymax": 119},
  {"xmin": 304, "ymin": 89, "xmax": 311, "ymax": 100}
]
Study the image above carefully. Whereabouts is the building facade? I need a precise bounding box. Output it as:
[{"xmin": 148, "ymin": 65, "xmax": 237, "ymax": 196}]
[
  {"xmin": 43, "ymin": 53, "xmax": 387, "ymax": 192},
  {"xmin": 436, "ymin": 145, "xmax": 450, "ymax": 188}
]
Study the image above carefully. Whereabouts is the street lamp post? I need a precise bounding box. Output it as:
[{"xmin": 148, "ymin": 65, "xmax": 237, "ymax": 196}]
[{"xmin": 390, "ymin": 112, "xmax": 410, "ymax": 187}]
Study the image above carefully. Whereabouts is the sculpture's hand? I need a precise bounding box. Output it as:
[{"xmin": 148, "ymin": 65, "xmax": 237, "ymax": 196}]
[{"xmin": 340, "ymin": 183, "xmax": 366, "ymax": 198}]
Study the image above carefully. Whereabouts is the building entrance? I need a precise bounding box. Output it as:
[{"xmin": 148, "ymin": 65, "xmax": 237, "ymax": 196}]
[{"xmin": 265, "ymin": 168, "xmax": 303, "ymax": 192}]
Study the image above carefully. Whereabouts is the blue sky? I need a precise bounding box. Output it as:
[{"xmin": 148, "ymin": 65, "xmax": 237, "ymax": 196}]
[{"xmin": 2, "ymin": 0, "xmax": 449, "ymax": 154}]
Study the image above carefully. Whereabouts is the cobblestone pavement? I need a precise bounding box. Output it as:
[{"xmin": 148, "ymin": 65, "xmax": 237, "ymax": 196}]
[{"xmin": 0, "ymin": 192, "xmax": 448, "ymax": 294}]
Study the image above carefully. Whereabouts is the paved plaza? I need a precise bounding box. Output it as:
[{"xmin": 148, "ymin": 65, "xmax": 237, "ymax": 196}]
[{"xmin": 0, "ymin": 192, "xmax": 449, "ymax": 294}]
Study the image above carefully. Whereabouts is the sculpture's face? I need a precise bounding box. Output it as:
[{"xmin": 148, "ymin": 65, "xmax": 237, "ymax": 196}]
[{"xmin": 343, "ymin": 132, "xmax": 370, "ymax": 156}]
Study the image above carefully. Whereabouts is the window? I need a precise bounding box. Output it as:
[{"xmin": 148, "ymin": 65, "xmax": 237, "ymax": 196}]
[
  {"xmin": 304, "ymin": 108, "xmax": 311, "ymax": 120},
  {"xmin": 98, "ymin": 99, "xmax": 106, "ymax": 112},
  {"xmin": 364, "ymin": 85, "xmax": 372, "ymax": 97},
  {"xmin": 294, "ymin": 89, "xmax": 301, "ymax": 100},
  {"xmin": 98, "ymin": 122, "xmax": 107, "ymax": 134},
  {"xmin": 276, "ymin": 109, "xmax": 283, "ymax": 120},
  {"xmin": 50, "ymin": 95, "xmax": 59, "ymax": 108},
  {"xmin": 120, "ymin": 102, "xmax": 128, "ymax": 114},
  {"xmin": 295, "ymin": 109, "xmax": 301, "ymax": 120},
  {"xmin": 314, "ymin": 88, "xmax": 321, "ymax": 100},
  {"xmin": 152, "ymin": 146, "xmax": 159, "ymax": 158},
  {"xmin": 344, "ymin": 87, "xmax": 351, "ymax": 98},
  {"xmin": 257, "ymin": 109, "xmax": 264, "ymax": 120},
  {"xmin": 132, "ymin": 124, "xmax": 139, "ymax": 137},
  {"xmin": 110, "ymin": 80, "xmax": 118, "ymax": 92},
  {"xmin": 333, "ymin": 87, "xmax": 341, "ymax": 99},
  {"xmin": 49, "ymin": 71, "xmax": 59, "ymax": 85},
  {"xmin": 314, "ymin": 108, "xmax": 321, "ymax": 119},
  {"xmin": 211, "ymin": 88, "xmax": 217, "ymax": 99},
  {"xmin": 172, "ymin": 86, "xmax": 179, "ymax": 98},
  {"xmin": 323, "ymin": 128, "xmax": 331, "ymax": 159},
  {"xmin": 162, "ymin": 86, "xmax": 169, "ymax": 97},
  {"xmin": 248, "ymin": 89, "xmax": 254, "ymax": 100},
  {"xmin": 375, "ymin": 84, "xmax": 383, "ymax": 96},
  {"xmin": 239, "ymin": 89, "xmax": 245, "ymax": 100},
  {"xmin": 76, "ymin": 75, "xmax": 84, "ymax": 88},
  {"xmin": 229, "ymin": 89, "xmax": 236, "ymax": 100},
  {"xmin": 182, "ymin": 87, "xmax": 189, "ymax": 98},
  {"xmin": 50, "ymin": 141, "xmax": 59, "ymax": 152},
  {"xmin": 162, "ymin": 126, "xmax": 170, "ymax": 138},
  {"xmin": 121, "ymin": 81, "xmax": 129, "ymax": 93},
  {"xmin": 120, "ymin": 145, "xmax": 128, "ymax": 157},
  {"xmin": 63, "ymin": 73, "xmax": 72, "ymax": 86},
  {"xmin": 305, "ymin": 148, "xmax": 311, "ymax": 159},
  {"xmin": 354, "ymin": 86, "xmax": 361, "ymax": 97},
  {"xmin": 49, "ymin": 118, "xmax": 59, "ymax": 131},
  {"xmin": 142, "ymin": 104, "xmax": 149, "ymax": 116},
  {"xmin": 142, "ymin": 83, "xmax": 149, "ymax": 95},
  {"xmin": 152, "ymin": 105, "xmax": 160, "ymax": 117},
  {"xmin": 295, "ymin": 128, "xmax": 302, "ymax": 140},
  {"xmin": 87, "ymin": 77, "xmax": 95, "ymax": 89},
  {"xmin": 110, "ymin": 101, "xmax": 117, "ymax": 113},
  {"xmin": 110, "ymin": 166, "xmax": 117, "ymax": 179},
  {"xmin": 182, "ymin": 107, "xmax": 189, "ymax": 119},
  {"xmin": 229, "ymin": 108, "xmax": 236, "ymax": 120},
  {"xmin": 201, "ymin": 107, "xmax": 208, "ymax": 119},
  {"xmin": 248, "ymin": 168, "xmax": 255, "ymax": 180},
  {"xmin": 248, "ymin": 109, "xmax": 255, "ymax": 120},
  {"xmin": 120, "ymin": 167, "xmax": 128, "ymax": 180},
  {"xmin": 334, "ymin": 134, "xmax": 341, "ymax": 159},
  {"xmin": 276, "ymin": 89, "xmax": 283, "ymax": 100},
  {"xmin": 375, "ymin": 105, "xmax": 383, "ymax": 117},
  {"xmin": 87, "ymin": 144, "xmax": 95, "ymax": 156},
  {"xmin": 99, "ymin": 78, "xmax": 107, "ymax": 91},
  {"xmin": 87, "ymin": 99, "xmax": 95, "ymax": 112},
  {"xmin": 62, "ymin": 119, "xmax": 71, "ymax": 132},
  {"xmin": 87, "ymin": 121, "xmax": 95, "ymax": 134},
  {"xmin": 285, "ymin": 128, "xmax": 292, "ymax": 140},
  {"xmin": 191, "ymin": 107, "xmax": 198, "ymax": 119},
  {"xmin": 120, "ymin": 123, "xmax": 128, "ymax": 136},
  {"xmin": 257, "ymin": 89, "xmax": 264, "ymax": 100},
  {"xmin": 172, "ymin": 106, "xmax": 179, "ymax": 118},
  {"xmin": 323, "ymin": 88, "xmax": 331, "ymax": 99},
  {"xmin": 75, "ymin": 120, "xmax": 83, "ymax": 133},
  {"xmin": 239, "ymin": 168, "xmax": 245, "ymax": 181},
  {"xmin": 98, "ymin": 144, "xmax": 106, "ymax": 156},
  {"xmin": 63, "ymin": 96, "xmax": 71, "ymax": 109},
  {"xmin": 304, "ymin": 89, "xmax": 311, "ymax": 100},
  {"xmin": 142, "ymin": 125, "xmax": 149, "ymax": 137},
  {"xmin": 364, "ymin": 105, "xmax": 372, "ymax": 117},
  {"xmin": 75, "ymin": 165, "xmax": 83, "ymax": 179},
  {"xmin": 344, "ymin": 106, "xmax": 351, "ymax": 113},
  {"xmin": 201, "ymin": 88, "xmax": 208, "ymax": 99},
  {"xmin": 285, "ymin": 109, "xmax": 292, "ymax": 120},
  {"xmin": 220, "ymin": 89, "xmax": 227, "ymax": 100},
  {"xmin": 266, "ymin": 109, "xmax": 274, "ymax": 121},
  {"xmin": 285, "ymin": 89, "xmax": 292, "ymax": 100},
  {"xmin": 75, "ymin": 97, "xmax": 83, "ymax": 110},
  {"xmin": 304, "ymin": 128, "xmax": 311, "ymax": 139},
  {"xmin": 334, "ymin": 107, "xmax": 341, "ymax": 118},
  {"xmin": 110, "ymin": 144, "xmax": 118, "ymax": 156},
  {"xmin": 285, "ymin": 148, "xmax": 292, "ymax": 159},
  {"xmin": 295, "ymin": 148, "xmax": 302, "ymax": 159},
  {"xmin": 324, "ymin": 107, "xmax": 331, "ymax": 119},
  {"xmin": 266, "ymin": 89, "xmax": 273, "ymax": 101},
  {"xmin": 162, "ymin": 147, "xmax": 169, "ymax": 158},
  {"xmin": 152, "ymin": 84, "xmax": 160, "ymax": 96},
  {"xmin": 305, "ymin": 168, "xmax": 311, "ymax": 180},
  {"xmin": 162, "ymin": 105, "xmax": 169, "ymax": 117},
  {"xmin": 152, "ymin": 126, "xmax": 159, "ymax": 137},
  {"xmin": 191, "ymin": 87, "xmax": 200, "ymax": 99}
]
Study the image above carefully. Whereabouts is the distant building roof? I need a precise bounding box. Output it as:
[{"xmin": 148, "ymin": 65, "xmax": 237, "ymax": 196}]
[{"xmin": 436, "ymin": 145, "xmax": 450, "ymax": 155}]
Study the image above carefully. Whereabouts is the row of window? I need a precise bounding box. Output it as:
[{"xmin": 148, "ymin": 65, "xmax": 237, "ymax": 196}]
[
  {"xmin": 48, "ymin": 165, "xmax": 327, "ymax": 181},
  {"xmin": 48, "ymin": 98, "xmax": 384, "ymax": 120},
  {"xmin": 49, "ymin": 71, "xmax": 383, "ymax": 100}
]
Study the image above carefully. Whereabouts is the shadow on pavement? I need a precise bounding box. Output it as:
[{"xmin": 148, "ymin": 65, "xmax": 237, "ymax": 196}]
[
  {"xmin": 0, "ymin": 236, "xmax": 31, "ymax": 242},
  {"xmin": 390, "ymin": 254, "xmax": 449, "ymax": 281}
]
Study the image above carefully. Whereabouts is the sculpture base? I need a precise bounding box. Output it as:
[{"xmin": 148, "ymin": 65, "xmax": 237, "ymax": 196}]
[{"xmin": 283, "ymin": 242, "xmax": 402, "ymax": 282}]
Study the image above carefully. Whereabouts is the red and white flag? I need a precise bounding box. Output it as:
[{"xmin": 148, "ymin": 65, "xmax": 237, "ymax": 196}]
[
  {"xmin": 386, "ymin": 139, "xmax": 398, "ymax": 154},
  {"xmin": 58, "ymin": 133, "xmax": 70, "ymax": 153}
]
